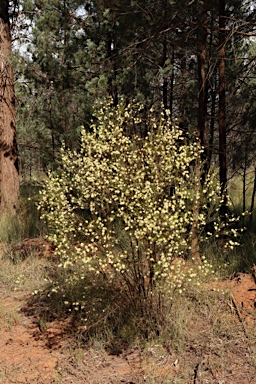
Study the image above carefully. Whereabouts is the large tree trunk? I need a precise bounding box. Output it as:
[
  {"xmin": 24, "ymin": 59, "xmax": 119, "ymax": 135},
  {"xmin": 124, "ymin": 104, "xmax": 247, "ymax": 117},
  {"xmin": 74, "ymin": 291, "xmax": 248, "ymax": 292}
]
[{"xmin": 0, "ymin": 1, "xmax": 19, "ymax": 214}]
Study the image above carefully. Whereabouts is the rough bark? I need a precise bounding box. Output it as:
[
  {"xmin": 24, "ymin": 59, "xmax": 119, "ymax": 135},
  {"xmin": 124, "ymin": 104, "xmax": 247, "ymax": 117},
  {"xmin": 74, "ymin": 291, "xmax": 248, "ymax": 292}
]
[{"xmin": 0, "ymin": 1, "xmax": 19, "ymax": 214}]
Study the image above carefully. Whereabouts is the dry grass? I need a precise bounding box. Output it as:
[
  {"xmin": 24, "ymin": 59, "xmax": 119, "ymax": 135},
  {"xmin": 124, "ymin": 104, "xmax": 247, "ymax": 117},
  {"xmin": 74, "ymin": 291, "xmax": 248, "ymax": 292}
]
[
  {"xmin": 0, "ymin": 246, "xmax": 255, "ymax": 383},
  {"xmin": 0, "ymin": 243, "xmax": 49, "ymax": 296},
  {"xmin": 0, "ymin": 175, "xmax": 255, "ymax": 382},
  {"xmin": 0, "ymin": 213, "xmax": 256, "ymax": 383}
]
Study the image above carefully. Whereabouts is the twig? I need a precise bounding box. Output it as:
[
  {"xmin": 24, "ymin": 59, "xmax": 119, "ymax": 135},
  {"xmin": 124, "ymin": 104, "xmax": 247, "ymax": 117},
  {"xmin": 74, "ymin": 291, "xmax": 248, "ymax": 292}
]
[
  {"xmin": 193, "ymin": 363, "xmax": 199, "ymax": 384},
  {"xmin": 230, "ymin": 294, "xmax": 249, "ymax": 339}
]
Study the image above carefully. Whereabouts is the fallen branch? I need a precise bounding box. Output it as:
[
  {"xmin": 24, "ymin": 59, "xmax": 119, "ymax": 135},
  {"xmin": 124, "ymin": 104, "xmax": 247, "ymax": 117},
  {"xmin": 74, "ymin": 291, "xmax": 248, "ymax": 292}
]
[
  {"xmin": 193, "ymin": 363, "xmax": 199, "ymax": 384},
  {"xmin": 230, "ymin": 294, "xmax": 249, "ymax": 339}
]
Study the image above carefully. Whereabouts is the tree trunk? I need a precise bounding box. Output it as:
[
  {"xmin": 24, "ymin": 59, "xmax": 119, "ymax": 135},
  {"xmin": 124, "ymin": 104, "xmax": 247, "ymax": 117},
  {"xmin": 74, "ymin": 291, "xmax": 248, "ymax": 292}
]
[
  {"xmin": 169, "ymin": 48, "xmax": 175, "ymax": 120},
  {"xmin": 207, "ymin": 73, "xmax": 217, "ymax": 169},
  {"xmin": 0, "ymin": 1, "xmax": 19, "ymax": 214},
  {"xmin": 189, "ymin": 0, "xmax": 208, "ymax": 263},
  {"xmin": 197, "ymin": 0, "xmax": 208, "ymax": 150},
  {"xmin": 190, "ymin": 156, "xmax": 202, "ymax": 263},
  {"xmin": 162, "ymin": 33, "xmax": 168, "ymax": 117},
  {"xmin": 205, "ymin": 10, "xmax": 216, "ymax": 174},
  {"xmin": 242, "ymin": 165, "xmax": 246, "ymax": 213},
  {"xmin": 249, "ymin": 166, "xmax": 256, "ymax": 226},
  {"xmin": 218, "ymin": 0, "xmax": 228, "ymax": 217},
  {"xmin": 107, "ymin": 35, "xmax": 118, "ymax": 106}
]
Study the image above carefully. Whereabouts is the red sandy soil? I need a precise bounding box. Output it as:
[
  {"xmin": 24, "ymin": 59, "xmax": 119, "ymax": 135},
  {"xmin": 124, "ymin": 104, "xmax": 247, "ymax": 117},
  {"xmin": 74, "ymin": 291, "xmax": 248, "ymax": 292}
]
[{"xmin": 0, "ymin": 269, "xmax": 256, "ymax": 383}]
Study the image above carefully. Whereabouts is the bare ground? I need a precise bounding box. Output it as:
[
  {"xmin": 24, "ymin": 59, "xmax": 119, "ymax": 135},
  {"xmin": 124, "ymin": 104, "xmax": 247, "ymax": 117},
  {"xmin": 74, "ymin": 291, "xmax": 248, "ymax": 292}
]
[{"xmin": 0, "ymin": 261, "xmax": 256, "ymax": 383}]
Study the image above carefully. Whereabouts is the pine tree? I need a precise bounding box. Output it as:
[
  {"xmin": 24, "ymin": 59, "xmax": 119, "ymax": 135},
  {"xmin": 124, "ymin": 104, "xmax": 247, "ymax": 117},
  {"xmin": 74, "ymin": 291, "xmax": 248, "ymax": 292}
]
[
  {"xmin": 16, "ymin": 0, "xmax": 93, "ymax": 171},
  {"xmin": 14, "ymin": 0, "xmax": 256, "ymax": 203}
]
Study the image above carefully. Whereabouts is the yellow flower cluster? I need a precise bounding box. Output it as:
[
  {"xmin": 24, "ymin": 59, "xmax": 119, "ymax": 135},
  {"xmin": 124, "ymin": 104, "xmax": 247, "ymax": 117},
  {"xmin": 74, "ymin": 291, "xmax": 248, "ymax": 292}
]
[{"xmin": 38, "ymin": 101, "xmax": 241, "ymax": 304}]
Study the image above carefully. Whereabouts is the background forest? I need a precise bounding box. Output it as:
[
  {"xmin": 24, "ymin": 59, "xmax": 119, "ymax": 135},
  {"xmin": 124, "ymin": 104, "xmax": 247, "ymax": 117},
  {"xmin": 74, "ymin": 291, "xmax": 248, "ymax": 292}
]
[
  {"xmin": 0, "ymin": 2, "xmax": 256, "ymax": 382},
  {"xmin": 12, "ymin": 0, "xmax": 256, "ymax": 216},
  {"xmin": 7, "ymin": 0, "xmax": 256, "ymax": 336}
]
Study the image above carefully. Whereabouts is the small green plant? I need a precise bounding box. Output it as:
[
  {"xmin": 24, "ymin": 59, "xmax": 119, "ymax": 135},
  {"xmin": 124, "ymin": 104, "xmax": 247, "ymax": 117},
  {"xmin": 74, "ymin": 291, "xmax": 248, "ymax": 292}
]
[{"xmin": 38, "ymin": 101, "xmax": 240, "ymax": 338}]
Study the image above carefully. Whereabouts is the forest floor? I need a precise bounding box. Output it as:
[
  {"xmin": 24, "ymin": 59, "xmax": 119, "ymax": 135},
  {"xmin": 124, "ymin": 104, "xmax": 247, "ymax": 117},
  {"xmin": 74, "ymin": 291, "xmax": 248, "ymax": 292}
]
[{"xmin": 0, "ymin": 244, "xmax": 256, "ymax": 383}]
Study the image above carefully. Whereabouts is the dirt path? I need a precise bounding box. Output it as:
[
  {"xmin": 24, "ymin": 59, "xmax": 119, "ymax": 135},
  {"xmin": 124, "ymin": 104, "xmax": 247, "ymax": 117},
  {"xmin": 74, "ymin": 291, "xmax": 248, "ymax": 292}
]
[
  {"xmin": 0, "ymin": 290, "xmax": 59, "ymax": 383},
  {"xmin": 0, "ymin": 289, "xmax": 141, "ymax": 384}
]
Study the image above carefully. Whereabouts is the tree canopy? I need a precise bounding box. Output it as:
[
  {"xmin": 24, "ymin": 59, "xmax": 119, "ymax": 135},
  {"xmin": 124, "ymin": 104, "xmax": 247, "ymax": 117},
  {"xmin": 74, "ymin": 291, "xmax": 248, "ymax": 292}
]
[{"xmin": 8, "ymin": 0, "xmax": 256, "ymax": 212}]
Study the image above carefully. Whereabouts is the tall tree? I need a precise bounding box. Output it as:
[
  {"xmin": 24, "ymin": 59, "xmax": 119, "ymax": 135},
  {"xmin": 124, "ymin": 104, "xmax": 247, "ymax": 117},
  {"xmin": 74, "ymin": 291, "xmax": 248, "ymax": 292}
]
[
  {"xmin": 197, "ymin": 0, "xmax": 208, "ymax": 164},
  {"xmin": 15, "ymin": 0, "xmax": 92, "ymax": 171},
  {"xmin": 218, "ymin": 0, "xmax": 228, "ymax": 215},
  {"xmin": 14, "ymin": 0, "xmax": 256, "ymax": 214},
  {"xmin": 0, "ymin": 1, "xmax": 19, "ymax": 214}
]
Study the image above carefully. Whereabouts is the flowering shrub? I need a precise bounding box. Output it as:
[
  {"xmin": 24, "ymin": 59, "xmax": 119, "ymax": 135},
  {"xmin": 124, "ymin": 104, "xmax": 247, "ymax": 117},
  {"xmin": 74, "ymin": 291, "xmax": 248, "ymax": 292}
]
[{"xmin": 38, "ymin": 101, "xmax": 239, "ymax": 320}]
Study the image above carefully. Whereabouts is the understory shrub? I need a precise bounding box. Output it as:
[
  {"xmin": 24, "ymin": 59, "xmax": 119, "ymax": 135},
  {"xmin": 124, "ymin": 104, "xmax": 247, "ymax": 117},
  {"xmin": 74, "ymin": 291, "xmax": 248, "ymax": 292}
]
[{"xmin": 38, "ymin": 101, "xmax": 239, "ymax": 338}]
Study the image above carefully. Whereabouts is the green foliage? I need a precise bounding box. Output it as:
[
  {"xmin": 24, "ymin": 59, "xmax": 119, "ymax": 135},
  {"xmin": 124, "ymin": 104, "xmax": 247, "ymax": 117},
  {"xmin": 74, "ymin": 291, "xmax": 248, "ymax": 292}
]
[
  {"xmin": 14, "ymin": 0, "xmax": 256, "ymax": 190},
  {"xmin": 221, "ymin": 231, "xmax": 256, "ymax": 275},
  {"xmin": 14, "ymin": 0, "xmax": 94, "ymax": 172},
  {"xmin": 38, "ymin": 101, "xmax": 240, "ymax": 339}
]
